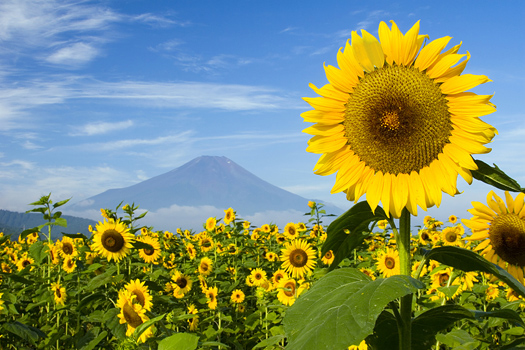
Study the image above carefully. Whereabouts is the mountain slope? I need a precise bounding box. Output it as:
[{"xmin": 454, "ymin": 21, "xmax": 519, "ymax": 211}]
[{"xmin": 70, "ymin": 156, "xmax": 341, "ymax": 216}]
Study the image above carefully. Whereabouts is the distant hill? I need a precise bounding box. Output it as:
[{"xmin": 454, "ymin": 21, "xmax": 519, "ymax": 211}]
[
  {"xmin": 0, "ymin": 209, "xmax": 97, "ymax": 240},
  {"xmin": 67, "ymin": 156, "xmax": 342, "ymax": 230}
]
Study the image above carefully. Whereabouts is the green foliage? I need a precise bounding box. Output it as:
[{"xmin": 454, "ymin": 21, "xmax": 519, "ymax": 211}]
[{"xmin": 471, "ymin": 160, "xmax": 525, "ymax": 193}]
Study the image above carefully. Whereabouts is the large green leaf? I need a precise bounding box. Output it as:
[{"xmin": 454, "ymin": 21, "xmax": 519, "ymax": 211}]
[
  {"xmin": 29, "ymin": 240, "xmax": 48, "ymax": 264},
  {"xmin": 158, "ymin": 333, "xmax": 199, "ymax": 350},
  {"xmin": 322, "ymin": 201, "xmax": 387, "ymax": 271},
  {"xmin": 471, "ymin": 159, "xmax": 524, "ymax": 193},
  {"xmin": 283, "ymin": 268, "xmax": 424, "ymax": 350},
  {"xmin": 424, "ymin": 246, "xmax": 525, "ymax": 298},
  {"xmin": 3, "ymin": 321, "xmax": 46, "ymax": 345},
  {"xmin": 133, "ymin": 314, "xmax": 165, "ymax": 342}
]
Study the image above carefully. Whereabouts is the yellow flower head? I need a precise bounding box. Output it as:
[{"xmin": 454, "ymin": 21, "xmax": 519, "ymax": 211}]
[
  {"xmin": 198, "ymin": 257, "xmax": 213, "ymax": 276},
  {"xmin": 231, "ymin": 289, "xmax": 245, "ymax": 304},
  {"xmin": 303, "ymin": 20, "xmax": 496, "ymax": 218},
  {"xmin": 280, "ymin": 239, "xmax": 317, "ymax": 279},
  {"xmin": 92, "ymin": 219, "xmax": 135, "ymax": 262},
  {"xmin": 223, "ymin": 208, "xmax": 235, "ymax": 225},
  {"xmin": 124, "ymin": 279, "xmax": 153, "ymax": 311},
  {"xmin": 138, "ymin": 235, "xmax": 161, "ymax": 264},
  {"xmin": 376, "ymin": 248, "xmax": 400, "ymax": 277}
]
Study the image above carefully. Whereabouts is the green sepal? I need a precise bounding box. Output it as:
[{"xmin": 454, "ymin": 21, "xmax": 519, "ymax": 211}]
[
  {"xmin": 283, "ymin": 268, "xmax": 424, "ymax": 350},
  {"xmin": 471, "ymin": 159, "xmax": 524, "ymax": 193},
  {"xmin": 322, "ymin": 201, "xmax": 387, "ymax": 271},
  {"xmin": 423, "ymin": 246, "xmax": 525, "ymax": 298}
]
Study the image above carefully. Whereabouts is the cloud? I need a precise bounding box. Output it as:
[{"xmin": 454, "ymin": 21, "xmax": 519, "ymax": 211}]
[
  {"xmin": 71, "ymin": 119, "xmax": 134, "ymax": 136},
  {"xmin": 46, "ymin": 42, "xmax": 99, "ymax": 67},
  {"xmin": 131, "ymin": 13, "xmax": 189, "ymax": 28}
]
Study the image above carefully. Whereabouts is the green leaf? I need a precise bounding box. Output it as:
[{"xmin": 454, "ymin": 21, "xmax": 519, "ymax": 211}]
[
  {"xmin": 3, "ymin": 321, "xmax": 46, "ymax": 345},
  {"xmin": 80, "ymin": 330, "xmax": 107, "ymax": 350},
  {"xmin": 29, "ymin": 240, "xmax": 48, "ymax": 264},
  {"xmin": 53, "ymin": 217, "xmax": 68, "ymax": 227},
  {"xmin": 53, "ymin": 198, "xmax": 71, "ymax": 208},
  {"xmin": 424, "ymin": 246, "xmax": 525, "ymax": 298},
  {"xmin": 472, "ymin": 309, "xmax": 524, "ymax": 327},
  {"xmin": 133, "ymin": 314, "xmax": 165, "ymax": 342},
  {"xmin": 435, "ymin": 329, "xmax": 479, "ymax": 349},
  {"xmin": 19, "ymin": 226, "xmax": 42, "ymax": 240},
  {"xmin": 322, "ymin": 201, "xmax": 387, "ymax": 271},
  {"xmin": 62, "ymin": 232, "xmax": 89, "ymax": 241},
  {"xmin": 2, "ymin": 272, "xmax": 34, "ymax": 285},
  {"xmin": 158, "ymin": 333, "xmax": 199, "ymax": 350},
  {"xmin": 132, "ymin": 240, "xmax": 154, "ymax": 250},
  {"xmin": 253, "ymin": 335, "xmax": 286, "ymax": 348},
  {"xmin": 471, "ymin": 159, "xmax": 524, "ymax": 193},
  {"xmin": 283, "ymin": 268, "xmax": 424, "ymax": 350}
]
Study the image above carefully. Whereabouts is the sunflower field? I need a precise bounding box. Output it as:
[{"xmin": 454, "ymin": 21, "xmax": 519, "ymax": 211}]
[{"xmin": 1, "ymin": 190, "xmax": 525, "ymax": 350}]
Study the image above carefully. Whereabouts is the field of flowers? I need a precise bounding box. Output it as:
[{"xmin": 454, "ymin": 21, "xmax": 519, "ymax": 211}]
[{"xmin": 1, "ymin": 191, "xmax": 525, "ymax": 349}]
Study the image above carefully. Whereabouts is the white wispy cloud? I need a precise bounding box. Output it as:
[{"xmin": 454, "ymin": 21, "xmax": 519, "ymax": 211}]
[
  {"xmin": 71, "ymin": 119, "xmax": 134, "ymax": 136},
  {"xmin": 46, "ymin": 42, "xmax": 100, "ymax": 66},
  {"xmin": 131, "ymin": 13, "xmax": 189, "ymax": 28}
]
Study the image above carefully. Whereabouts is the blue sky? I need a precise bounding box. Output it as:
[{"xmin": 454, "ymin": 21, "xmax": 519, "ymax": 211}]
[{"xmin": 0, "ymin": 0, "xmax": 524, "ymax": 229}]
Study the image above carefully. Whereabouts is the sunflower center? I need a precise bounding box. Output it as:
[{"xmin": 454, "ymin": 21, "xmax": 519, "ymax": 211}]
[
  {"xmin": 176, "ymin": 278, "xmax": 188, "ymax": 288},
  {"xmin": 283, "ymin": 281, "xmax": 296, "ymax": 297},
  {"xmin": 384, "ymin": 257, "xmax": 396, "ymax": 269},
  {"xmin": 439, "ymin": 273, "xmax": 450, "ymax": 287},
  {"xmin": 255, "ymin": 273, "xmax": 263, "ymax": 280},
  {"xmin": 144, "ymin": 248, "xmax": 154, "ymax": 256},
  {"xmin": 445, "ymin": 231, "xmax": 458, "ymax": 243},
  {"xmin": 324, "ymin": 251, "xmax": 333, "ymax": 259},
  {"xmin": 201, "ymin": 263, "xmax": 209, "ymax": 272},
  {"xmin": 62, "ymin": 243, "xmax": 74, "ymax": 255},
  {"xmin": 123, "ymin": 304, "xmax": 143, "ymax": 329},
  {"xmin": 290, "ymin": 249, "xmax": 308, "ymax": 267},
  {"xmin": 22, "ymin": 259, "xmax": 31, "ymax": 267},
  {"xmin": 489, "ymin": 214, "xmax": 525, "ymax": 266},
  {"xmin": 55, "ymin": 289, "xmax": 62, "ymax": 298},
  {"xmin": 343, "ymin": 64, "xmax": 452, "ymax": 174},
  {"xmin": 101, "ymin": 229, "xmax": 125, "ymax": 252}
]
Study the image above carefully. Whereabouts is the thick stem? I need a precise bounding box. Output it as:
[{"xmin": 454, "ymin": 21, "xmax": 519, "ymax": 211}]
[{"xmin": 397, "ymin": 208, "xmax": 412, "ymax": 350}]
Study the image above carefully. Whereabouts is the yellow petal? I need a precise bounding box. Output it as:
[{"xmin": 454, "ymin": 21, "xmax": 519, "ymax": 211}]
[
  {"xmin": 440, "ymin": 74, "xmax": 492, "ymax": 95},
  {"xmin": 330, "ymin": 155, "xmax": 362, "ymax": 193},
  {"xmin": 410, "ymin": 170, "xmax": 427, "ymax": 211},
  {"xmin": 313, "ymin": 146, "xmax": 353, "ymax": 175},
  {"xmin": 426, "ymin": 53, "xmax": 467, "ymax": 80},
  {"xmin": 443, "ymin": 143, "xmax": 477, "ymax": 170},
  {"xmin": 504, "ymin": 191, "xmax": 515, "ymax": 214},
  {"xmin": 323, "ymin": 64, "xmax": 356, "ymax": 93},
  {"xmin": 381, "ymin": 173, "xmax": 392, "ymax": 216},
  {"xmin": 414, "ymin": 36, "xmax": 452, "ymax": 71},
  {"xmin": 351, "ymin": 30, "xmax": 384, "ymax": 72},
  {"xmin": 401, "ymin": 20, "xmax": 422, "ymax": 65},
  {"xmin": 303, "ymin": 96, "xmax": 345, "ymax": 112},
  {"xmin": 392, "ymin": 173, "xmax": 409, "ymax": 218},
  {"xmin": 378, "ymin": 21, "xmax": 393, "ymax": 65},
  {"xmin": 303, "ymin": 123, "xmax": 345, "ymax": 136},
  {"xmin": 435, "ymin": 52, "xmax": 470, "ymax": 82},
  {"xmin": 513, "ymin": 192, "xmax": 525, "ymax": 216},
  {"xmin": 448, "ymin": 134, "xmax": 491, "ymax": 154},
  {"xmin": 338, "ymin": 42, "xmax": 364, "ymax": 80},
  {"xmin": 367, "ymin": 171, "xmax": 384, "ymax": 214},
  {"xmin": 306, "ymin": 134, "xmax": 347, "ymax": 153},
  {"xmin": 301, "ymin": 109, "xmax": 344, "ymax": 124},
  {"xmin": 308, "ymin": 83, "xmax": 349, "ymax": 102}
]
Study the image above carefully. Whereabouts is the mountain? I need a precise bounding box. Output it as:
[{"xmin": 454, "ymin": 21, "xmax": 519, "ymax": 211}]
[
  {"xmin": 0, "ymin": 209, "xmax": 97, "ymax": 240},
  {"xmin": 67, "ymin": 156, "xmax": 342, "ymax": 229}
]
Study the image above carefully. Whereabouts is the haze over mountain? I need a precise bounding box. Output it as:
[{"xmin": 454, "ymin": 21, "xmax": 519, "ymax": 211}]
[{"xmin": 66, "ymin": 156, "xmax": 342, "ymax": 230}]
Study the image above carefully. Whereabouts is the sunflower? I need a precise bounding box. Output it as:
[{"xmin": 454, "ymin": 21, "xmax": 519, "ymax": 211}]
[
  {"xmin": 231, "ymin": 289, "xmax": 245, "ymax": 303},
  {"xmin": 138, "ymin": 235, "xmax": 161, "ymax": 264},
  {"xmin": 92, "ymin": 219, "xmax": 135, "ymax": 262},
  {"xmin": 321, "ymin": 250, "xmax": 335, "ymax": 265},
  {"xmin": 463, "ymin": 191, "xmax": 525, "ymax": 283},
  {"xmin": 250, "ymin": 268, "xmax": 267, "ymax": 287},
  {"xmin": 226, "ymin": 243, "xmax": 238, "ymax": 255},
  {"xmin": 276, "ymin": 278, "xmax": 305, "ymax": 306},
  {"xmin": 223, "ymin": 208, "xmax": 235, "ymax": 225},
  {"xmin": 198, "ymin": 257, "xmax": 213, "ymax": 276},
  {"xmin": 283, "ymin": 223, "xmax": 299, "ymax": 240},
  {"xmin": 171, "ymin": 271, "xmax": 192, "ymax": 295},
  {"xmin": 348, "ymin": 340, "xmax": 369, "ymax": 350},
  {"xmin": 485, "ymin": 284, "xmax": 500, "ymax": 301},
  {"xmin": 280, "ymin": 239, "xmax": 317, "ymax": 279},
  {"xmin": 449, "ymin": 215, "xmax": 458, "ymax": 224},
  {"xmin": 16, "ymin": 254, "xmax": 34, "ymax": 271},
  {"xmin": 51, "ymin": 282, "xmax": 67, "ymax": 306},
  {"xmin": 0, "ymin": 293, "xmax": 4, "ymax": 312},
  {"xmin": 376, "ymin": 248, "xmax": 400, "ymax": 277},
  {"xmin": 187, "ymin": 304, "xmax": 199, "ymax": 331},
  {"xmin": 199, "ymin": 235, "xmax": 215, "ymax": 252},
  {"xmin": 117, "ymin": 290, "xmax": 153, "ymax": 343},
  {"xmin": 205, "ymin": 217, "xmax": 217, "ymax": 231},
  {"xmin": 266, "ymin": 251, "xmax": 278, "ymax": 262},
  {"xmin": 186, "ymin": 243, "xmax": 197, "ymax": 260},
  {"xmin": 125, "ymin": 279, "xmax": 153, "ymax": 311},
  {"xmin": 48, "ymin": 244, "xmax": 61, "ymax": 265},
  {"xmin": 62, "ymin": 257, "xmax": 76, "ymax": 273},
  {"xmin": 440, "ymin": 226, "xmax": 464, "ymax": 246},
  {"xmin": 303, "ymin": 20, "xmax": 496, "ymax": 218},
  {"xmin": 205, "ymin": 286, "xmax": 219, "ymax": 310},
  {"xmin": 58, "ymin": 236, "xmax": 77, "ymax": 258}
]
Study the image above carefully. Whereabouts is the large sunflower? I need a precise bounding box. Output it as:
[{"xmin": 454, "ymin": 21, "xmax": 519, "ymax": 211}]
[
  {"xmin": 303, "ymin": 20, "xmax": 496, "ymax": 218},
  {"xmin": 280, "ymin": 239, "xmax": 317, "ymax": 278},
  {"xmin": 92, "ymin": 219, "xmax": 135, "ymax": 262},
  {"xmin": 463, "ymin": 191, "xmax": 525, "ymax": 283},
  {"xmin": 116, "ymin": 290, "xmax": 153, "ymax": 343}
]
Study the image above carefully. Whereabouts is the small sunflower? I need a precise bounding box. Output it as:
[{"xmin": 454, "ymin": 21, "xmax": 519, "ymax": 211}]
[
  {"xmin": 171, "ymin": 271, "xmax": 192, "ymax": 295},
  {"xmin": 321, "ymin": 250, "xmax": 335, "ymax": 265},
  {"xmin": 226, "ymin": 243, "xmax": 238, "ymax": 255},
  {"xmin": 376, "ymin": 248, "xmax": 400, "ymax": 277},
  {"xmin": 280, "ymin": 239, "xmax": 317, "ymax": 279},
  {"xmin": 283, "ymin": 223, "xmax": 299, "ymax": 240},
  {"xmin": 449, "ymin": 215, "xmax": 458, "ymax": 224},
  {"xmin": 205, "ymin": 217, "xmax": 217, "ymax": 231},
  {"xmin": 463, "ymin": 191, "xmax": 525, "ymax": 283},
  {"xmin": 231, "ymin": 289, "xmax": 245, "ymax": 303},
  {"xmin": 138, "ymin": 235, "xmax": 161, "ymax": 264},
  {"xmin": 440, "ymin": 226, "xmax": 463, "ymax": 246},
  {"xmin": 266, "ymin": 251, "xmax": 278, "ymax": 262},
  {"xmin": 92, "ymin": 219, "xmax": 135, "ymax": 262},
  {"xmin": 303, "ymin": 20, "xmax": 496, "ymax": 218},
  {"xmin": 58, "ymin": 236, "xmax": 77, "ymax": 258},
  {"xmin": 198, "ymin": 257, "xmax": 213, "ymax": 276},
  {"xmin": 62, "ymin": 257, "xmax": 76, "ymax": 273},
  {"xmin": 250, "ymin": 268, "xmax": 267, "ymax": 287},
  {"xmin": 187, "ymin": 304, "xmax": 199, "ymax": 331},
  {"xmin": 485, "ymin": 283, "xmax": 500, "ymax": 301},
  {"xmin": 205, "ymin": 286, "xmax": 219, "ymax": 310},
  {"xmin": 117, "ymin": 290, "xmax": 153, "ymax": 343},
  {"xmin": 186, "ymin": 243, "xmax": 197, "ymax": 260},
  {"xmin": 223, "ymin": 208, "xmax": 235, "ymax": 225},
  {"xmin": 51, "ymin": 282, "xmax": 67, "ymax": 306},
  {"xmin": 125, "ymin": 279, "xmax": 153, "ymax": 311},
  {"xmin": 277, "ymin": 278, "xmax": 305, "ymax": 306},
  {"xmin": 16, "ymin": 254, "xmax": 34, "ymax": 271}
]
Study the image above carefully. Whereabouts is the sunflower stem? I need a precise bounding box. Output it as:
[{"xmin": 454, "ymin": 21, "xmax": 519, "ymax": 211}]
[{"xmin": 397, "ymin": 208, "xmax": 412, "ymax": 350}]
